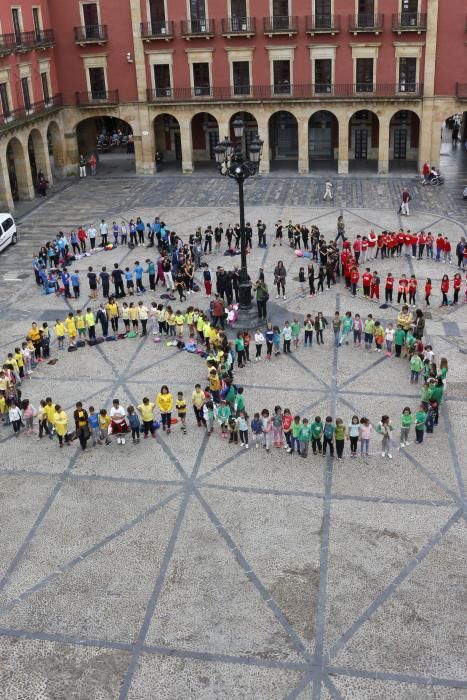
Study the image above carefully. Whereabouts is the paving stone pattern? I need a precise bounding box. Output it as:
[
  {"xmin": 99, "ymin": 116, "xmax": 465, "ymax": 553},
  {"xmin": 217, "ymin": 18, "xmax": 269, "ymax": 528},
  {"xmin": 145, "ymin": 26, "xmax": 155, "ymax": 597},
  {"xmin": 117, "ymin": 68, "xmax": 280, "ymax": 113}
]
[{"xmin": 0, "ymin": 176, "xmax": 466, "ymax": 699}]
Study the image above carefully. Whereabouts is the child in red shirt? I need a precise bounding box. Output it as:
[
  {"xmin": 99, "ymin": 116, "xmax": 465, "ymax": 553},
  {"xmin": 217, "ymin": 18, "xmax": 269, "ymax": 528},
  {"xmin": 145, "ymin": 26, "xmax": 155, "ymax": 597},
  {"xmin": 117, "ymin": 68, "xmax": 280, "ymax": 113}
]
[
  {"xmin": 453, "ymin": 273, "xmax": 461, "ymax": 304},
  {"xmin": 443, "ymin": 238, "xmax": 451, "ymax": 264},
  {"xmin": 408, "ymin": 275, "xmax": 418, "ymax": 307},
  {"xmin": 362, "ymin": 268, "xmax": 372, "ymax": 298},
  {"xmin": 424, "ymin": 278, "xmax": 432, "ymax": 306},
  {"xmin": 440, "ymin": 274, "xmax": 449, "ymax": 306},
  {"xmin": 370, "ymin": 271, "xmax": 380, "ymax": 301},
  {"xmin": 385, "ymin": 273, "xmax": 394, "ymax": 303},
  {"xmin": 350, "ymin": 267, "xmax": 359, "ymax": 297},
  {"xmin": 436, "ymin": 234, "xmax": 445, "ymax": 262}
]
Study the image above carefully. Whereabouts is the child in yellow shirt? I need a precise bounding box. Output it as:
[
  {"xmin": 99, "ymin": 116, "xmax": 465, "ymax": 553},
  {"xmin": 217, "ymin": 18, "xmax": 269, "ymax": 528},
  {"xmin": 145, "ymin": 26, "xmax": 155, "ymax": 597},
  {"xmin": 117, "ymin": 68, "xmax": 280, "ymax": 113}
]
[
  {"xmin": 54, "ymin": 319, "xmax": 66, "ymax": 350},
  {"xmin": 174, "ymin": 311, "xmax": 185, "ymax": 339},
  {"xmin": 98, "ymin": 409, "xmax": 111, "ymax": 445},
  {"xmin": 75, "ymin": 310, "xmax": 86, "ymax": 338},
  {"xmin": 64, "ymin": 313, "xmax": 77, "ymax": 345},
  {"xmin": 166, "ymin": 308, "xmax": 176, "ymax": 337}
]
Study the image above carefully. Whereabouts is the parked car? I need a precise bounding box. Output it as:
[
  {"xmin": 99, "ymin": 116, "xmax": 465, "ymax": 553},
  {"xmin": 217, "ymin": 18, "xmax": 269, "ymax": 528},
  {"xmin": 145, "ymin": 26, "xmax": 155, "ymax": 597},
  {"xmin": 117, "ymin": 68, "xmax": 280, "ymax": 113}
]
[{"xmin": 0, "ymin": 213, "xmax": 17, "ymax": 252}]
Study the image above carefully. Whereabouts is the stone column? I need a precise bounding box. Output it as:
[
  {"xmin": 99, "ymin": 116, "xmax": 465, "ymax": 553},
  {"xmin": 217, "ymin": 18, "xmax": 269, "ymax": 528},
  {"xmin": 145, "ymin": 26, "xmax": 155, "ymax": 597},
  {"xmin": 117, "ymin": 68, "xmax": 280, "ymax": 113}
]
[
  {"xmin": 0, "ymin": 161, "xmax": 14, "ymax": 211},
  {"xmin": 257, "ymin": 113, "xmax": 270, "ymax": 174},
  {"xmin": 34, "ymin": 132, "xmax": 53, "ymax": 185},
  {"xmin": 338, "ymin": 115, "xmax": 349, "ymax": 174},
  {"xmin": 64, "ymin": 131, "xmax": 80, "ymax": 175},
  {"xmin": 136, "ymin": 107, "xmax": 155, "ymax": 174},
  {"xmin": 180, "ymin": 121, "xmax": 193, "ymax": 174},
  {"xmin": 298, "ymin": 114, "xmax": 309, "ymax": 174},
  {"xmin": 378, "ymin": 116, "xmax": 390, "ymax": 174}
]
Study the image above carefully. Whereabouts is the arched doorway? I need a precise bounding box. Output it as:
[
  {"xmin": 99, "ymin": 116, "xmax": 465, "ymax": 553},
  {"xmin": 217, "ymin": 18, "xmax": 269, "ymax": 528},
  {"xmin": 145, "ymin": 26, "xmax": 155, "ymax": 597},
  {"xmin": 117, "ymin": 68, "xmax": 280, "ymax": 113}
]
[
  {"xmin": 191, "ymin": 112, "xmax": 219, "ymax": 168},
  {"xmin": 309, "ymin": 110, "xmax": 338, "ymax": 171},
  {"xmin": 439, "ymin": 112, "xmax": 465, "ymax": 175},
  {"xmin": 229, "ymin": 111, "xmax": 258, "ymax": 158},
  {"xmin": 349, "ymin": 110, "xmax": 379, "ymax": 172},
  {"xmin": 28, "ymin": 129, "xmax": 50, "ymax": 191},
  {"xmin": 389, "ymin": 110, "xmax": 420, "ymax": 172},
  {"xmin": 6, "ymin": 137, "xmax": 32, "ymax": 201},
  {"xmin": 76, "ymin": 116, "xmax": 135, "ymax": 175},
  {"xmin": 47, "ymin": 121, "xmax": 65, "ymax": 177},
  {"xmin": 153, "ymin": 114, "xmax": 181, "ymax": 171},
  {"xmin": 269, "ymin": 111, "xmax": 298, "ymax": 170}
]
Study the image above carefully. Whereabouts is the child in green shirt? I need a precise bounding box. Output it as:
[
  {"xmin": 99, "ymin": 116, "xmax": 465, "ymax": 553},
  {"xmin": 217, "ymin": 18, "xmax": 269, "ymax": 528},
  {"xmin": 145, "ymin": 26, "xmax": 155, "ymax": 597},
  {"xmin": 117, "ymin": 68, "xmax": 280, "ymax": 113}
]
[
  {"xmin": 323, "ymin": 416, "xmax": 335, "ymax": 456},
  {"xmin": 335, "ymin": 418, "xmax": 347, "ymax": 460},
  {"xmin": 394, "ymin": 324, "xmax": 405, "ymax": 358},
  {"xmin": 299, "ymin": 418, "xmax": 312, "ymax": 457},
  {"xmin": 289, "ymin": 415, "xmax": 302, "ymax": 455},
  {"xmin": 415, "ymin": 405, "xmax": 427, "ymax": 444},
  {"xmin": 410, "ymin": 352, "xmax": 423, "ymax": 383},
  {"xmin": 400, "ymin": 407, "xmax": 413, "ymax": 446},
  {"xmin": 310, "ymin": 416, "xmax": 324, "ymax": 455},
  {"xmin": 291, "ymin": 319, "xmax": 301, "ymax": 350}
]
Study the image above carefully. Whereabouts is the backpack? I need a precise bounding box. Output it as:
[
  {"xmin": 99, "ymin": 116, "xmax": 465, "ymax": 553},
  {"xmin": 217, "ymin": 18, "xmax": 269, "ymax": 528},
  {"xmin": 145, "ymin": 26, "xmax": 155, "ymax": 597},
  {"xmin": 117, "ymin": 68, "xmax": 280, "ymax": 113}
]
[
  {"xmin": 76, "ymin": 340, "xmax": 86, "ymax": 348},
  {"xmin": 105, "ymin": 335, "xmax": 116, "ymax": 341},
  {"xmin": 68, "ymin": 345, "xmax": 77, "ymax": 352}
]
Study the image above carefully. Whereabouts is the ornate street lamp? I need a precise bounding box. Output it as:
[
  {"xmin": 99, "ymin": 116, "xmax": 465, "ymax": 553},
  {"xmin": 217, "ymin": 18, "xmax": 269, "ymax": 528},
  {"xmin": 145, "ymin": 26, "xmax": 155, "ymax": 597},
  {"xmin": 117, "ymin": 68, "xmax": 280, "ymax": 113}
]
[{"xmin": 214, "ymin": 118, "xmax": 263, "ymax": 315}]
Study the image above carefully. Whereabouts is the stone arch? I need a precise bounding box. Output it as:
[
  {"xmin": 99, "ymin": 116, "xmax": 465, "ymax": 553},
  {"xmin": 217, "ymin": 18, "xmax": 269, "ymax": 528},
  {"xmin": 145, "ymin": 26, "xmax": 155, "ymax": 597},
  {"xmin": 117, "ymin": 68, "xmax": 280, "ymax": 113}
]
[
  {"xmin": 47, "ymin": 120, "xmax": 66, "ymax": 177},
  {"xmin": 6, "ymin": 136, "xmax": 34, "ymax": 202},
  {"xmin": 268, "ymin": 110, "xmax": 299, "ymax": 171},
  {"xmin": 308, "ymin": 109, "xmax": 339, "ymax": 171},
  {"xmin": 75, "ymin": 115, "xmax": 135, "ymax": 175},
  {"xmin": 348, "ymin": 109, "xmax": 380, "ymax": 172},
  {"xmin": 153, "ymin": 113, "xmax": 181, "ymax": 170},
  {"xmin": 389, "ymin": 110, "xmax": 421, "ymax": 171},
  {"xmin": 28, "ymin": 128, "xmax": 51, "ymax": 189},
  {"xmin": 191, "ymin": 112, "xmax": 219, "ymax": 167}
]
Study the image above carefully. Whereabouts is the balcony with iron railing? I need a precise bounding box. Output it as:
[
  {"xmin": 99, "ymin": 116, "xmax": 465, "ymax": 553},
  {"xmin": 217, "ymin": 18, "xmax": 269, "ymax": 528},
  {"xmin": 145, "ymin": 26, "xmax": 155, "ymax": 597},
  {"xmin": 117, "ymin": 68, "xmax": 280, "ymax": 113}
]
[
  {"xmin": 306, "ymin": 14, "xmax": 340, "ymax": 34},
  {"xmin": 0, "ymin": 94, "xmax": 62, "ymax": 131},
  {"xmin": 140, "ymin": 20, "xmax": 175, "ymax": 40},
  {"xmin": 14, "ymin": 29, "xmax": 55, "ymax": 50},
  {"xmin": 221, "ymin": 17, "xmax": 256, "ymax": 36},
  {"xmin": 263, "ymin": 16, "xmax": 298, "ymax": 35},
  {"xmin": 75, "ymin": 89, "xmax": 119, "ymax": 106},
  {"xmin": 349, "ymin": 13, "xmax": 384, "ymax": 33},
  {"xmin": 146, "ymin": 83, "xmax": 424, "ymax": 102},
  {"xmin": 0, "ymin": 33, "xmax": 15, "ymax": 56},
  {"xmin": 392, "ymin": 13, "xmax": 427, "ymax": 32},
  {"xmin": 74, "ymin": 25, "xmax": 108, "ymax": 44},
  {"xmin": 181, "ymin": 19, "xmax": 215, "ymax": 38}
]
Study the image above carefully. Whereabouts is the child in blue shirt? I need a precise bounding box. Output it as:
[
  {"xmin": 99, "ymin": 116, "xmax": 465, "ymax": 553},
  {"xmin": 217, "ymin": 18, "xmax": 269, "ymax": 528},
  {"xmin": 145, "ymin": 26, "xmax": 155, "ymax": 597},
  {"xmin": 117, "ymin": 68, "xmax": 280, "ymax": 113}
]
[
  {"xmin": 127, "ymin": 405, "xmax": 141, "ymax": 444},
  {"xmin": 70, "ymin": 272, "xmax": 80, "ymax": 299},
  {"xmin": 88, "ymin": 406, "xmax": 100, "ymax": 445},
  {"xmin": 134, "ymin": 261, "xmax": 145, "ymax": 294},
  {"xmin": 251, "ymin": 412, "xmax": 262, "ymax": 447},
  {"xmin": 323, "ymin": 416, "xmax": 335, "ymax": 456}
]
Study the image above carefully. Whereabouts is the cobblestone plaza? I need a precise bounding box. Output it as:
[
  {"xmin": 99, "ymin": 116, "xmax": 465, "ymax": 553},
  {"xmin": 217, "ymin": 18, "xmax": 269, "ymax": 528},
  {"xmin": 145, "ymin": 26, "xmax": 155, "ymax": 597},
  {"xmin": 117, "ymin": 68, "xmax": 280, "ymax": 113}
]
[{"xmin": 0, "ymin": 173, "xmax": 466, "ymax": 699}]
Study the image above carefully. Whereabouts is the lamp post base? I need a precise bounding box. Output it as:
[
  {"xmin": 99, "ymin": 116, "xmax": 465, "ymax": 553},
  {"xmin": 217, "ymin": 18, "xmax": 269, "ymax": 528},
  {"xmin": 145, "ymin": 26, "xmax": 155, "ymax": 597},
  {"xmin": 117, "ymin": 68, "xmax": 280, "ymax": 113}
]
[{"xmin": 235, "ymin": 304, "xmax": 261, "ymax": 331}]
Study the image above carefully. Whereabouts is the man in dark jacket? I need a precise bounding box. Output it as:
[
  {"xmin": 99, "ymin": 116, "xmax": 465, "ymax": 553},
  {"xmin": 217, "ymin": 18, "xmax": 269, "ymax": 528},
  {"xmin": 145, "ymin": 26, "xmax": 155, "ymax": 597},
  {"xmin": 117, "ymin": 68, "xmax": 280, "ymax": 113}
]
[{"xmin": 95, "ymin": 305, "xmax": 109, "ymax": 337}]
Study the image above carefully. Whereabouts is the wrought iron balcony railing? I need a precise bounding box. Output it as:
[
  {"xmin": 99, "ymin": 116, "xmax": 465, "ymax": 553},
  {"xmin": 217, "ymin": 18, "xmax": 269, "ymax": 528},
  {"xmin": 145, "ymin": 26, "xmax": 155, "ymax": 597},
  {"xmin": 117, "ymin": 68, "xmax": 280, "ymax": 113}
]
[
  {"xmin": 74, "ymin": 25, "xmax": 108, "ymax": 43},
  {"xmin": 75, "ymin": 89, "xmax": 119, "ymax": 105},
  {"xmin": 140, "ymin": 21, "xmax": 175, "ymax": 39}
]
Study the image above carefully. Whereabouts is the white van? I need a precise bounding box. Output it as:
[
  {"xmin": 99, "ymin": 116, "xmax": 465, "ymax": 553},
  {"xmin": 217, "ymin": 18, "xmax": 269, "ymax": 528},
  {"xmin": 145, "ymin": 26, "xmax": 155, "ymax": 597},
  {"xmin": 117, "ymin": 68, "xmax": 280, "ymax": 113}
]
[{"xmin": 0, "ymin": 214, "xmax": 17, "ymax": 252}]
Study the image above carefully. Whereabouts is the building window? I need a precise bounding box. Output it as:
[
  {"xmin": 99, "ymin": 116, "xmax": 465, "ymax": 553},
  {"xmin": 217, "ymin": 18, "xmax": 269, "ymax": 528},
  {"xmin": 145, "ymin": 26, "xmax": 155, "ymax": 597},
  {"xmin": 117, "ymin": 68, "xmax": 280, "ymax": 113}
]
[
  {"xmin": 149, "ymin": 0, "xmax": 166, "ymax": 33},
  {"xmin": 0, "ymin": 83, "xmax": 11, "ymax": 118},
  {"xmin": 272, "ymin": 0, "xmax": 289, "ymax": 29},
  {"xmin": 231, "ymin": 0, "xmax": 247, "ymax": 16},
  {"xmin": 154, "ymin": 64, "xmax": 171, "ymax": 96},
  {"xmin": 190, "ymin": 0, "xmax": 206, "ymax": 20},
  {"xmin": 232, "ymin": 61, "xmax": 250, "ymax": 95},
  {"xmin": 32, "ymin": 7, "xmax": 41, "ymax": 36},
  {"xmin": 355, "ymin": 57, "xmax": 374, "ymax": 92},
  {"xmin": 21, "ymin": 77, "xmax": 32, "ymax": 111},
  {"xmin": 88, "ymin": 67, "xmax": 106, "ymax": 98},
  {"xmin": 273, "ymin": 59, "xmax": 290, "ymax": 94},
  {"xmin": 357, "ymin": 0, "xmax": 374, "ymax": 26},
  {"xmin": 192, "ymin": 62, "xmax": 210, "ymax": 96},
  {"xmin": 315, "ymin": 59, "xmax": 332, "ymax": 93},
  {"xmin": 399, "ymin": 56, "xmax": 416, "ymax": 91},
  {"xmin": 401, "ymin": 0, "xmax": 418, "ymax": 25},
  {"xmin": 315, "ymin": 0, "xmax": 331, "ymax": 22},
  {"xmin": 82, "ymin": 3, "xmax": 100, "ymax": 38},
  {"xmin": 41, "ymin": 72, "xmax": 50, "ymax": 103},
  {"xmin": 231, "ymin": 0, "xmax": 247, "ymax": 31},
  {"xmin": 12, "ymin": 8, "xmax": 22, "ymax": 44}
]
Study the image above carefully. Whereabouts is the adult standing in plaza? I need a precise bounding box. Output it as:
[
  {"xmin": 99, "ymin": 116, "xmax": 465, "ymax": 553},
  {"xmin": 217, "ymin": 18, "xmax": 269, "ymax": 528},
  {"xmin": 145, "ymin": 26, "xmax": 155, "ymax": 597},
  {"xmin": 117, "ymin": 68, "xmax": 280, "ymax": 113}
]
[
  {"xmin": 255, "ymin": 279, "xmax": 269, "ymax": 320},
  {"xmin": 99, "ymin": 219, "xmax": 108, "ymax": 246},
  {"xmin": 162, "ymin": 256, "xmax": 174, "ymax": 290},
  {"xmin": 79, "ymin": 155, "xmax": 86, "ymax": 178},
  {"xmin": 112, "ymin": 263, "xmax": 125, "ymax": 299},
  {"xmin": 273, "ymin": 261, "xmax": 287, "ymax": 300},
  {"xmin": 400, "ymin": 188, "xmax": 411, "ymax": 216},
  {"xmin": 87, "ymin": 223, "xmax": 97, "ymax": 250},
  {"xmin": 95, "ymin": 304, "xmax": 109, "ymax": 337},
  {"xmin": 323, "ymin": 178, "xmax": 333, "ymax": 201},
  {"xmin": 99, "ymin": 267, "xmax": 110, "ymax": 298},
  {"xmin": 211, "ymin": 295, "xmax": 225, "ymax": 329}
]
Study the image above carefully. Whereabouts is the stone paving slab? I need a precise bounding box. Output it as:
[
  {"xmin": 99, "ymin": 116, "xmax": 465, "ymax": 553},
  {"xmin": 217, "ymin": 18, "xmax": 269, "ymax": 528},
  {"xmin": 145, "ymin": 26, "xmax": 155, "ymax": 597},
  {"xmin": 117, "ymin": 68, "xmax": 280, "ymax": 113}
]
[{"xmin": 0, "ymin": 177, "xmax": 466, "ymax": 699}]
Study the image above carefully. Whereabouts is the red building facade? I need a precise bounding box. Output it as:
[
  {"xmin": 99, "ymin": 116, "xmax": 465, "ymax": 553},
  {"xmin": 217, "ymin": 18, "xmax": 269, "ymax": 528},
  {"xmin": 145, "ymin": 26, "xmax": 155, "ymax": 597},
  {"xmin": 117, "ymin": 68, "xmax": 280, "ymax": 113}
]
[{"xmin": 0, "ymin": 0, "xmax": 465, "ymax": 209}]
